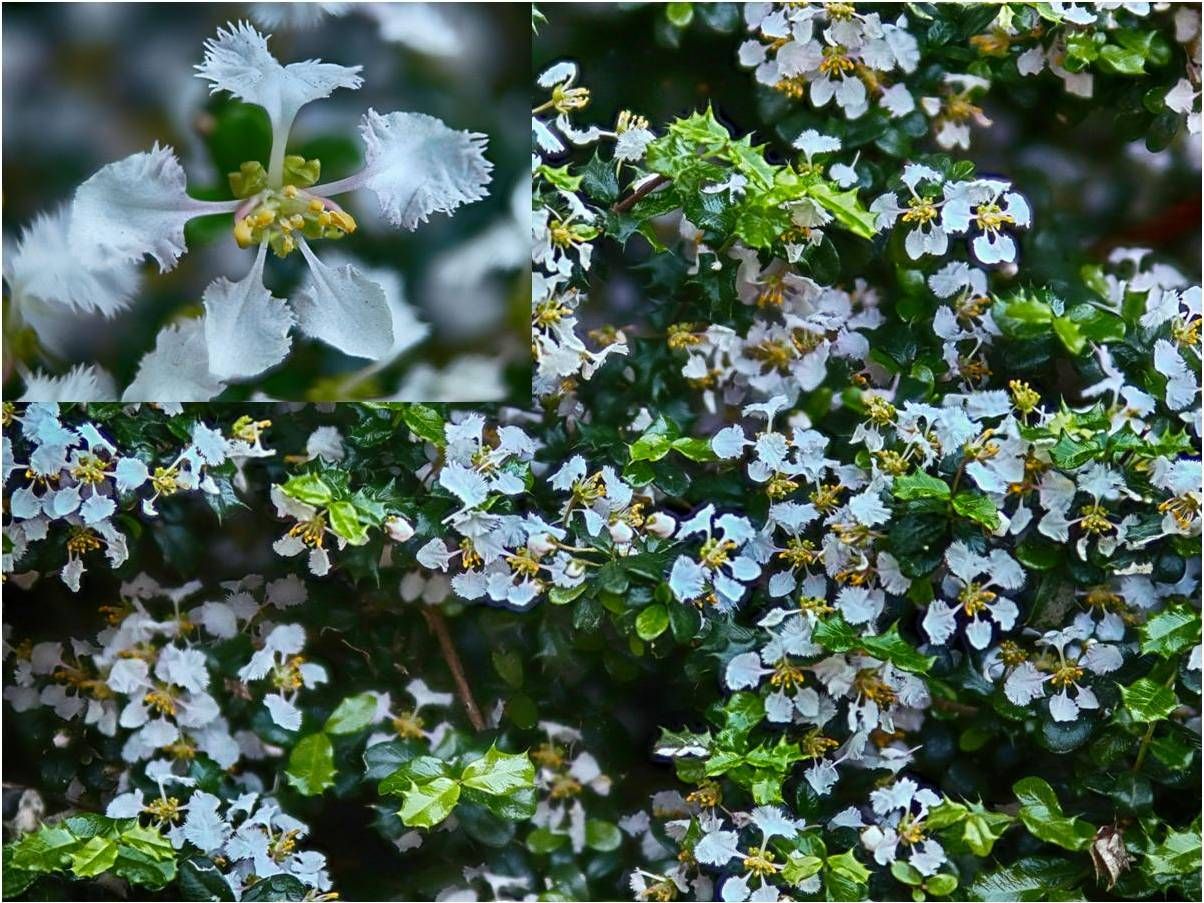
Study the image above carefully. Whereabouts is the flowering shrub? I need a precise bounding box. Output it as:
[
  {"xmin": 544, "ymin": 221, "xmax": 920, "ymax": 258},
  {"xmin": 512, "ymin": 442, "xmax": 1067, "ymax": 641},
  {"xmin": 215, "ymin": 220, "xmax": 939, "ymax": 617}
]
[{"xmin": 3, "ymin": 2, "xmax": 1203, "ymax": 902}]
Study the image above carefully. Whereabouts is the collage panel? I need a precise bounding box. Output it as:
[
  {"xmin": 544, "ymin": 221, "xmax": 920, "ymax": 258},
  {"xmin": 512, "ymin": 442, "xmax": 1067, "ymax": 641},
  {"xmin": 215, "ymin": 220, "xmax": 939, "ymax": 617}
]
[
  {"xmin": 3, "ymin": 2, "xmax": 529, "ymax": 403},
  {"xmin": 3, "ymin": 2, "xmax": 1204, "ymax": 902}
]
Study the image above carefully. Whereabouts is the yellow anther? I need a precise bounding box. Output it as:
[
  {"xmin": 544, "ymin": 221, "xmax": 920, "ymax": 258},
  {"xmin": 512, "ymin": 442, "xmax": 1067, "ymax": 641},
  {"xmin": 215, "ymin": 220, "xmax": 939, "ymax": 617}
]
[
  {"xmin": 234, "ymin": 217, "xmax": 256, "ymax": 248},
  {"xmin": 282, "ymin": 185, "xmax": 299, "ymax": 199},
  {"xmin": 327, "ymin": 210, "xmax": 357, "ymax": 234}
]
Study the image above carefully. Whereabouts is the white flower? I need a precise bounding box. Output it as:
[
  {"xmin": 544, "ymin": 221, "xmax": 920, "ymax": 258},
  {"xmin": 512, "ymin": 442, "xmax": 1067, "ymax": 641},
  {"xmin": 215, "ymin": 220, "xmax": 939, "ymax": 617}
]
[
  {"xmin": 941, "ymin": 179, "xmax": 1031, "ymax": 265},
  {"xmin": 923, "ymin": 542, "xmax": 1022, "ymax": 650}
]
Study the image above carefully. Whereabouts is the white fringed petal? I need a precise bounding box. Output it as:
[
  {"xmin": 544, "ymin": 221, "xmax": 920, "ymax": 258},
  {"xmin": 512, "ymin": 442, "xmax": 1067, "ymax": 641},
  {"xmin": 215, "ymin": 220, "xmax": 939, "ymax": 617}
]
[
  {"xmin": 202, "ymin": 244, "xmax": 294, "ymax": 380},
  {"xmin": 20, "ymin": 365, "xmax": 117, "ymax": 402},
  {"xmin": 322, "ymin": 252, "xmax": 429, "ymax": 368},
  {"xmin": 291, "ymin": 239, "xmax": 394, "ymax": 360},
  {"xmin": 195, "ymin": 21, "xmax": 362, "ymax": 126},
  {"xmin": 71, "ymin": 144, "xmax": 233, "ymax": 273},
  {"xmin": 122, "ymin": 319, "xmax": 226, "ymax": 402},
  {"xmin": 6, "ymin": 207, "xmax": 140, "ymax": 316},
  {"xmin": 316, "ymin": 110, "xmax": 491, "ymax": 230}
]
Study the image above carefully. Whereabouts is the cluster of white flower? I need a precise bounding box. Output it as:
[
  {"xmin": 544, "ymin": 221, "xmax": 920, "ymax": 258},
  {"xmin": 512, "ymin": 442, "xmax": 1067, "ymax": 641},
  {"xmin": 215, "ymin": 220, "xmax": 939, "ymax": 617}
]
[
  {"xmin": 2, "ymin": 403, "xmax": 272, "ymax": 590},
  {"xmin": 531, "ymin": 62, "xmax": 635, "ymax": 404},
  {"xmin": 5, "ymin": 20, "xmax": 491, "ymax": 401},
  {"xmin": 4, "ymin": 574, "xmax": 317, "ymax": 765},
  {"xmin": 739, "ymin": 3, "xmax": 920, "ymax": 121}
]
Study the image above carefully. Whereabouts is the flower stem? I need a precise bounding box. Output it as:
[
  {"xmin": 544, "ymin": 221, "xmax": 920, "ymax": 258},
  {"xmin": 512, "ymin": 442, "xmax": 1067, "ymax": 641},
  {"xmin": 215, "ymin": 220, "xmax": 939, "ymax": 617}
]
[
  {"xmin": 420, "ymin": 606, "xmax": 486, "ymax": 731},
  {"xmin": 613, "ymin": 174, "xmax": 671, "ymax": 214}
]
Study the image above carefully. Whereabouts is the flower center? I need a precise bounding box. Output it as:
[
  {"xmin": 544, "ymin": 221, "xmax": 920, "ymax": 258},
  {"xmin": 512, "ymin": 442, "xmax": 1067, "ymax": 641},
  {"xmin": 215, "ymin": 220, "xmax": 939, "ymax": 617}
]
[
  {"xmin": 1049, "ymin": 660, "xmax": 1084, "ymax": 689},
  {"xmin": 771, "ymin": 660, "xmax": 807, "ymax": 689},
  {"xmin": 143, "ymin": 687, "xmax": 178, "ymax": 717},
  {"xmin": 288, "ymin": 514, "xmax": 327, "ymax": 548},
  {"xmin": 742, "ymin": 847, "xmax": 778, "ymax": 878},
  {"xmin": 901, "ymin": 195, "xmax": 939, "ymax": 225},
  {"xmin": 551, "ymin": 83, "xmax": 590, "ymax": 114},
  {"xmin": 1159, "ymin": 494, "xmax": 1200, "ymax": 531},
  {"xmin": 392, "ymin": 711, "xmax": 425, "ymax": 740},
  {"xmin": 699, "ymin": 538, "xmax": 736, "ymax": 570},
  {"xmin": 144, "ymin": 796, "xmax": 184, "ymax": 824},
  {"xmin": 66, "ymin": 526, "xmax": 103, "ymax": 555},
  {"xmin": 819, "ymin": 46, "xmax": 856, "ymax": 77},
  {"xmin": 234, "ymin": 184, "xmax": 356, "ymax": 258},
  {"xmin": 71, "ymin": 453, "xmax": 112, "ymax": 486},
  {"xmin": 778, "ymin": 538, "xmax": 822, "ymax": 569},
  {"xmin": 958, "ymin": 581, "xmax": 997, "ymax": 617},
  {"xmin": 854, "ymin": 669, "xmax": 897, "ymax": 707},
  {"xmin": 974, "ymin": 203, "xmax": 1014, "ymax": 232},
  {"xmin": 271, "ymin": 655, "xmax": 306, "ymax": 692},
  {"xmin": 1079, "ymin": 503, "xmax": 1114, "ymax": 535}
]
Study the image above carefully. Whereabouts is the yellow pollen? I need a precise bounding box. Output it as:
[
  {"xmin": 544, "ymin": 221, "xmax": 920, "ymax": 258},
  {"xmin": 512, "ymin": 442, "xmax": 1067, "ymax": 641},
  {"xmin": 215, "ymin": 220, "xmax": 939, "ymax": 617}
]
[
  {"xmin": 66, "ymin": 527, "xmax": 103, "ymax": 555},
  {"xmin": 144, "ymin": 796, "xmax": 184, "ymax": 824},
  {"xmin": 901, "ymin": 195, "xmax": 939, "ymax": 225}
]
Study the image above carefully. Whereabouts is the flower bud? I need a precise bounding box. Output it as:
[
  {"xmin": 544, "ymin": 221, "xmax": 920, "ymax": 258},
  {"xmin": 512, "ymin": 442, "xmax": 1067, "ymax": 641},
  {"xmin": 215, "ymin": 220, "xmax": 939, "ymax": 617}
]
[
  {"xmin": 385, "ymin": 516, "xmax": 414, "ymax": 543},
  {"xmin": 609, "ymin": 521, "xmax": 635, "ymax": 545},
  {"xmin": 645, "ymin": 512, "xmax": 677, "ymax": 538},
  {"xmin": 529, "ymin": 533, "xmax": 557, "ymax": 557}
]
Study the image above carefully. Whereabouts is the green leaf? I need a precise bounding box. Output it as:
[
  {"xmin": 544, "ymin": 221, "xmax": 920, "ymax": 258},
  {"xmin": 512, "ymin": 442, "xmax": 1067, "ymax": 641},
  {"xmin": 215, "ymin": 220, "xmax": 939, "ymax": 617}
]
[
  {"xmin": 1048, "ymin": 432, "xmax": 1104, "ymax": 469},
  {"xmin": 992, "ymin": 296, "xmax": 1053, "ymax": 340},
  {"xmin": 966, "ymin": 856, "xmax": 1087, "ymax": 901},
  {"xmin": 112, "ymin": 845, "xmax": 176, "ymax": 889},
  {"xmin": 806, "ymin": 181, "xmax": 877, "ymax": 239},
  {"xmin": 636, "ymin": 603, "xmax": 670, "ymax": 641},
  {"xmin": 1120, "ymin": 677, "xmax": 1178, "ymax": 723},
  {"xmin": 815, "ymin": 615, "xmax": 934, "ymax": 673},
  {"xmin": 460, "ymin": 746, "xmax": 535, "ymax": 796},
  {"xmin": 1012, "ymin": 777, "xmax": 1095, "ymax": 851},
  {"xmin": 323, "ymin": 692, "xmax": 379, "ymax": 735},
  {"xmin": 10, "ymin": 825, "xmax": 80, "ymax": 872},
  {"xmin": 925, "ymin": 873, "xmax": 958, "ymax": 896},
  {"xmin": 2, "ymin": 850, "xmax": 36, "ymax": 900},
  {"xmin": 379, "ymin": 755, "xmax": 452, "ymax": 796},
  {"xmin": 670, "ymin": 436, "xmax": 717, "ymax": 462},
  {"xmin": 526, "ymin": 826, "xmax": 568, "ymax": 853},
  {"xmin": 781, "ymin": 852, "xmax": 824, "ymax": 887},
  {"xmin": 962, "ymin": 802, "xmax": 1013, "ymax": 857},
  {"xmin": 399, "ymin": 776, "xmax": 462, "ymax": 828},
  {"xmin": 285, "ymin": 733, "xmax": 336, "ymax": 796},
  {"xmin": 1098, "ymin": 43, "xmax": 1146, "ymax": 75},
  {"xmin": 665, "ymin": 2, "xmax": 694, "ymax": 28},
  {"xmin": 891, "ymin": 860, "xmax": 924, "ymax": 886},
  {"xmin": 629, "ymin": 416, "xmax": 680, "ymax": 462},
  {"xmin": 242, "ymin": 874, "xmax": 309, "ymax": 901},
  {"xmin": 491, "ymin": 649, "xmax": 524, "ymax": 688},
  {"xmin": 585, "ymin": 819, "xmax": 623, "ymax": 851},
  {"xmin": 579, "ymin": 151, "xmax": 620, "ymax": 204},
  {"xmin": 1139, "ymin": 605, "xmax": 1200, "ymax": 659},
  {"xmin": 69, "ymin": 835, "xmax": 118, "ymax": 878},
  {"xmin": 400, "ymin": 404, "xmax": 446, "ymax": 446},
  {"xmin": 179, "ymin": 856, "xmax": 236, "ymax": 901},
  {"xmin": 825, "ymin": 849, "xmax": 871, "ymax": 898},
  {"xmin": 279, "ymin": 473, "xmax": 333, "ymax": 507},
  {"xmin": 327, "ymin": 500, "xmax": 369, "ymax": 545},
  {"xmin": 893, "ymin": 472, "xmax": 951, "ymax": 501},
  {"xmin": 952, "ymin": 491, "xmax": 1001, "ymax": 531},
  {"xmin": 119, "ymin": 824, "xmax": 174, "ymax": 861},
  {"xmin": 861, "ymin": 622, "xmax": 937, "ymax": 674}
]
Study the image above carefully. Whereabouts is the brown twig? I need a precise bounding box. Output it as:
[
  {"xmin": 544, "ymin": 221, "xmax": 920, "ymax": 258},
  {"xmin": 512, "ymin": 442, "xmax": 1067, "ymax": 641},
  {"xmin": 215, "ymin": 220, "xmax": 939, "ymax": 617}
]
[
  {"xmin": 932, "ymin": 696, "xmax": 981, "ymax": 718},
  {"xmin": 421, "ymin": 606, "xmax": 486, "ymax": 731},
  {"xmin": 612, "ymin": 174, "xmax": 671, "ymax": 214}
]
